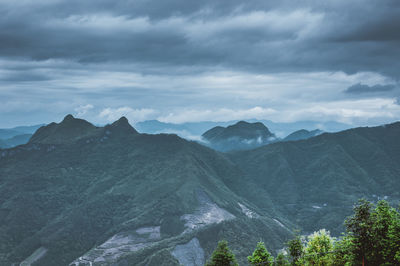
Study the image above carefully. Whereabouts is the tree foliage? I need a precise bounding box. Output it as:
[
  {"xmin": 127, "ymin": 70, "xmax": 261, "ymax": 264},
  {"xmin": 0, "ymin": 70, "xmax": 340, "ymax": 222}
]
[
  {"xmin": 283, "ymin": 199, "xmax": 400, "ymax": 266},
  {"xmin": 275, "ymin": 253, "xmax": 290, "ymax": 266},
  {"xmin": 247, "ymin": 241, "xmax": 274, "ymax": 266},
  {"xmin": 302, "ymin": 229, "xmax": 334, "ymax": 265},
  {"xmin": 287, "ymin": 235, "xmax": 303, "ymax": 265},
  {"xmin": 206, "ymin": 240, "xmax": 238, "ymax": 266},
  {"xmin": 210, "ymin": 199, "xmax": 400, "ymax": 266},
  {"xmin": 344, "ymin": 199, "xmax": 400, "ymax": 265}
]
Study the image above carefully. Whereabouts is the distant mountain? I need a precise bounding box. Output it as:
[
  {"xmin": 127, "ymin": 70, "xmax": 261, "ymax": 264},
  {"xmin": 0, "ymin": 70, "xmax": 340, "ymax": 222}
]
[
  {"xmin": 0, "ymin": 115, "xmax": 290, "ymax": 266},
  {"xmin": 202, "ymin": 121, "xmax": 277, "ymax": 151},
  {"xmin": 0, "ymin": 139, "xmax": 7, "ymax": 148},
  {"xmin": 0, "ymin": 129, "xmax": 21, "ymax": 140},
  {"xmin": 135, "ymin": 119, "xmax": 351, "ymax": 140},
  {"xmin": 0, "ymin": 124, "xmax": 44, "ymax": 139},
  {"xmin": 135, "ymin": 120, "xmax": 235, "ymax": 139},
  {"xmin": 229, "ymin": 122, "xmax": 400, "ymax": 235},
  {"xmin": 283, "ymin": 129, "xmax": 323, "ymax": 141},
  {"xmin": 255, "ymin": 119, "xmax": 351, "ymax": 138},
  {"xmin": 0, "ymin": 124, "xmax": 44, "ymax": 148},
  {"xmin": 0, "ymin": 134, "xmax": 32, "ymax": 148}
]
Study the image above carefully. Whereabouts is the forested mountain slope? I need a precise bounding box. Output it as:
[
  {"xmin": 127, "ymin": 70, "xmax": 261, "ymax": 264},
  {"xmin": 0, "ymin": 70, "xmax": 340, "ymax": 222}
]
[
  {"xmin": 0, "ymin": 115, "xmax": 291, "ymax": 266},
  {"xmin": 229, "ymin": 122, "xmax": 400, "ymax": 235}
]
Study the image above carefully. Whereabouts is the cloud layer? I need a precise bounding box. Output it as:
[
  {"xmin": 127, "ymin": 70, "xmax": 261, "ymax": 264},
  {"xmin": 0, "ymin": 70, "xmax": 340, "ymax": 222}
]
[{"xmin": 0, "ymin": 0, "xmax": 399, "ymax": 127}]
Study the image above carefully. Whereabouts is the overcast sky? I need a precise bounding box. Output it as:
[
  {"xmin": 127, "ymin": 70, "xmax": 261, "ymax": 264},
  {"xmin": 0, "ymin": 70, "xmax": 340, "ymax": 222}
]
[{"xmin": 1, "ymin": 0, "xmax": 400, "ymax": 128}]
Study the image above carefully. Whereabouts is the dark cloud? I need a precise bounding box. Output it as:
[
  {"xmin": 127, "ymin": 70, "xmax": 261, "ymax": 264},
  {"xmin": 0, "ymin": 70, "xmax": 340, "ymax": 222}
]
[
  {"xmin": 0, "ymin": 0, "xmax": 399, "ymax": 78},
  {"xmin": 0, "ymin": 71, "xmax": 51, "ymax": 82},
  {"xmin": 1, "ymin": 0, "xmax": 400, "ymax": 127},
  {"xmin": 345, "ymin": 83, "xmax": 395, "ymax": 94}
]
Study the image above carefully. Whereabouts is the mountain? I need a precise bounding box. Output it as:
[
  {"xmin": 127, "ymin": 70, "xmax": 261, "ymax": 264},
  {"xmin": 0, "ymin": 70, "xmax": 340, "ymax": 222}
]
[
  {"xmin": 0, "ymin": 115, "xmax": 291, "ymax": 266},
  {"xmin": 2, "ymin": 115, "xmax": 400, "ymax": 265},
  {"xmin": 135, "ymin": 119, "xmax": 351, "ymax": 140},
  {"xmin": 202, "ymin": 121, "xmax": 277, "ymax": 151},
  {"xmin": 256, "ymin": 119, "xmax": 351, "ymax": 138},
  {"xmin": 283, "ymin": 129, "xmax": 323, "ymax": 141},
  {"xmin": 229, "ymin": 122, "xmax": 400, "ymax": 235},
  {"xmin": 0, "ymin": 124, "xmax": 44, "ymax": 148},
  {"xmin": 0, "ymin": 129, "xmax": 21, "ymax": 140},
  {"xmin": 0, "ymin": 134, "xmax": 33, "ymax": 148},
  {"xmin": 29, "ymin": 114, "xmax": 101, "ymax": 144},
  {"xmin": 0, "ymin": 139, "xmax": 7, "ymax": 148},
  {"xmin": 0, "ymin": 124, "xmax": 44, "ymax": 140},
  {"xmin": 135, "ymin": 120, "xmax": 236, "ymax": 140}
]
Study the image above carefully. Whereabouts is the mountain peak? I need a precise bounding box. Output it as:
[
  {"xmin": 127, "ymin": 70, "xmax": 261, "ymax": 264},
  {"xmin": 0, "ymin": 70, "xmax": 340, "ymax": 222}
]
[
  {"xmin": 28, "ymin": 115, "xmax": 139, "ymax": 144},
  {"xmin": 112, "ymin": 116, "xmax": 129, "ymax": 126},
  {"xmin": 107, "ymin": 116, "xmax": 138, "ymax": 135},
  {"xmin": 283, "ymin": 129, "xmax": 323, "ymax": 141},
  {"xmin": 62, "ymin": 114, "xmax": 75, "ymax": 122},
  {"xmin": 29, "ymin": 115, "xmax": 98, "ymax": 144},
  {"xmin": 202, "ymin": 121, "xmax": 276, "ymax": 151},
  {"xmin": 230, "ymin": 121, "xmax": 270, "ymax": 132}
]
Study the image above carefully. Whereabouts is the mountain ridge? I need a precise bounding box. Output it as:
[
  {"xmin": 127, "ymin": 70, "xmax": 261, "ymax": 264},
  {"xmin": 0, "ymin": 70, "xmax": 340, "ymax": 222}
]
[
  {"xmin": 0, "ymin": 116, "xmax": 291, "ymax": 266},
  {"xmin": 29, "ymin": 115, "xmax": 139, "ymax": 145},
  {"xmin": 202, "ymin": 121, "xmax": 276, "ymax": 151},
  {"xmin": 228, "ymin": 121, "xmax": 400, "ymax": 234},
  {"xmin": 283, "ymin": 129, "xmax": 323, "ymax": 141},
  {"xmin": 1, "ymin": 117, "xmax": 400, "ymax": 265}
]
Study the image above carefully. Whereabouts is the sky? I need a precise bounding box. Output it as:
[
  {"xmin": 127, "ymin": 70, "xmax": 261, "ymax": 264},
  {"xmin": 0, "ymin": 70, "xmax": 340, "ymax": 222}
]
[{"xmin": 0, "ymin": 0, "xmax": 400, "ymax": 128}]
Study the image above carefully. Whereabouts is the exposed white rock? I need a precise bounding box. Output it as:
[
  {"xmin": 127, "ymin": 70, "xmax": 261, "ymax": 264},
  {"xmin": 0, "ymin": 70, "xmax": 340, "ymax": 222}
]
[
  {"xmin": 181, "ymin": 190, "xmax": 235, "ymax": 232},
  {"xmin": 238, "ymin": 203, "xmax": 259, "ymax": 218},
  {"xmin": 70, "ymin": 226, "xmax": 160, "ymax": 265},
  {"xmin": 273, "ymin": 219, "xmax": 286, "ymax": 229},
  {"xmin": 171, "ymin": 238, "xmax": 205, "ymax": 266},
  {"xmin": 136, "ymin": 226, "xmax": 161, "ymax": 239}
]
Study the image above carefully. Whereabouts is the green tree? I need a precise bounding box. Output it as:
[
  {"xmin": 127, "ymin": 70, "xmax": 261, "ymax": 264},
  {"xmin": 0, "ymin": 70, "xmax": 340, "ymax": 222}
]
[
  {"xmin": 371, "ymin": 200, "xmax": 400, "ymax": 265},
  {"xmin": 303, "ymin": 229, "xmax": 334, "ymax": 266},
  {"xmin": 206, "ymin": 240, "xmax": 238, "ymax": 266},
  {"xmin": 344, "ymin": 199, "xmax": 400, "ymax": 265},
  {"xmin": 388, "ymin": 207, "xmax": 400, "ymax": 264},
  {"xmin": 248, "ymin": 241, "xmax": 274, "ymax": 265},
  {"xmin": 275, "ymin": 253, "xmax": 290, "ymax": 266},
  {"xmin": 345, "ymin": 199, "xmax": 374, "ymax": 265},
  {"xmin": 330, "ymin": 235, "xmax": 354, "ymax": 266},
  {"xmin": 287, "ymin": 235, "xmax": 304, "ymax": 265},
  {"xmin": 371, "ymin": 200, "xmax": 393, "ymax": 264}
]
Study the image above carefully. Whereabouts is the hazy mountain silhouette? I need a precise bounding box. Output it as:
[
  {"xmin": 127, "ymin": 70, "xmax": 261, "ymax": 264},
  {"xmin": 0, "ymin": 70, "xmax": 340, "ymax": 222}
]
[
  {"xmin": 202, "ymin": 121, "xmax": 277, "ymax": 151},
  {"xmin": 283, "ymin": 129, "xmax": 323, "ymax": 141}
]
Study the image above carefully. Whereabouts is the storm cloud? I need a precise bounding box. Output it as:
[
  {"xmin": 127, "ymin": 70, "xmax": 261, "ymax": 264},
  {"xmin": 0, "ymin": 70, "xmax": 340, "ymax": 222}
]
[
  {"xmin": 0, "ymin": 0, "xmax": 400, "ymax": 127},
  {"xmin": 345, "ymin": 83, "xmax": 396, "ymax": 94}
]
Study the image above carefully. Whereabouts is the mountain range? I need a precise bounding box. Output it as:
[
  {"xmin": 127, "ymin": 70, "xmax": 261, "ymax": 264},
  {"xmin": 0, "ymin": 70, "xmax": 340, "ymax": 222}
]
[
  {"xmin": 0, "ymin": 115, "xmax": 291, "ymax": 266},
  {"xmin": 282, "ymin": 129, "xmax": 323, "ymax": 142},
  {"xmin": 0, "ymin": 115, "xmax": 399, "ymax": 265},
  {"xmin": 135, "ymin": 119, "xmax": 351, "ymax": 140},
  {"xmin": 201, "ymin": 121, "xmax": 277, "ymax": 151},
  {"xmin": 0, "ymin": 124, "xmax": 43, "ymax": 149}
]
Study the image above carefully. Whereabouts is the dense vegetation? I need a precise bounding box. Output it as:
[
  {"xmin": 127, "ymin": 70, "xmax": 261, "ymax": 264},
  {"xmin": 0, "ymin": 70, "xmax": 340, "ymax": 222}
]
[
  {"xmin": 1, "ymin": 116, "xmax": 400, "ymax": 265},
  {"xmin": 229, "ymin": 122, "xmax": 400, "ymax": 235},
  {"xmin": 0, "ymin": 115, "xmax": 291, "ymax": 265},
  {"xmin": 209, "ymin": 199, "xmax": 400, "ymax": 265}
]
